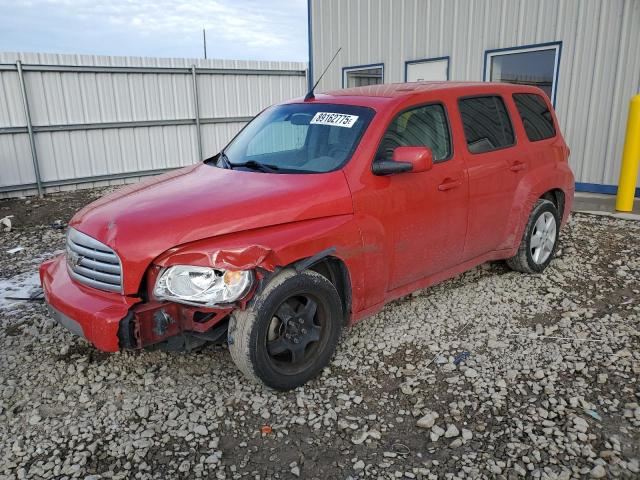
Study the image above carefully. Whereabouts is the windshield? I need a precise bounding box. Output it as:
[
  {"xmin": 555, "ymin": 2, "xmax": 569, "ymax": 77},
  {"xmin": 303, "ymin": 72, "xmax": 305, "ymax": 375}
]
[{"xmin": 215, "ymin": 103, "xmax": 375, "ymax": 173}]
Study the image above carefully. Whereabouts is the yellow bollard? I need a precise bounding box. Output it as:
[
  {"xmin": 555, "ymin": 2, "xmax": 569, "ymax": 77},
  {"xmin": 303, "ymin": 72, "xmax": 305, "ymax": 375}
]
[{"xmin": 615, "ymin": 95, "xmax": 640, "ymax": 212}]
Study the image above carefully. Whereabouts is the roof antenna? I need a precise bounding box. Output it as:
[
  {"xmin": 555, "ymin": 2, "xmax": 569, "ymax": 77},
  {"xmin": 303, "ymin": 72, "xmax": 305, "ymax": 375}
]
[{"xmin": 305, "ymin": 47, "xmax": 342, "ymax": 101}]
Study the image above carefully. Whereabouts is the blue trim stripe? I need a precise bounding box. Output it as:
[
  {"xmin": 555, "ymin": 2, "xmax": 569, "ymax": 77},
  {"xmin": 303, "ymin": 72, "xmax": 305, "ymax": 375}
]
[
  {"xmin": 404, "ymin": 56, "xmax": 451, "ymax": 82},
  {"xmin": 575, "ymin": 182, "xmax": 640, "ymax": 197},
  {"xmin": 307, "ymin": 0, "xmax": 313, "ymax": 92},
  {"xmin": 483, "ymin": 41, "xmax": 562, "ymax": 106},
  {"xmin": 342, "ymin": 63, "xmax": 385, "ymax": 88}
]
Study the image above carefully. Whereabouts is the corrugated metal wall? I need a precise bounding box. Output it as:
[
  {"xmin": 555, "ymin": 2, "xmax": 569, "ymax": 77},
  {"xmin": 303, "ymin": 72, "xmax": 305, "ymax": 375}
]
[
  {"xmin": 0, "ymin": 52, "xmax": 307, "ymax": 198},
  {"xmin": 310, "ymin": 0, "xmax": 640, "ymax": 189}
]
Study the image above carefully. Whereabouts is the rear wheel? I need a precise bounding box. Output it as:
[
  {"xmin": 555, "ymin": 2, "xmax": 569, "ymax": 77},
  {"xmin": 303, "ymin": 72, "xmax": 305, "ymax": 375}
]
[
  {"xmin": 228, "ymin": 269, "xmax": 343, "ymax": 390},
  {"xmin": 506, "ymin": 199, "xmax": 559, "ymax": 273}
]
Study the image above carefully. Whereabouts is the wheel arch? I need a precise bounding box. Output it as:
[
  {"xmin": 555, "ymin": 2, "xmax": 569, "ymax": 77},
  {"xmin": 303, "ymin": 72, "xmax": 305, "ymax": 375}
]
[
  {"xmin": 540, "ymin": 188, "xmax": 566, "ymax": 219},
  {"xmin": 290, "ymin": 252, "xmax": 352, "ymax": 324},
  {"xmin": 502, "ymin": 181, "xmax": 569, "ymax": 256}
]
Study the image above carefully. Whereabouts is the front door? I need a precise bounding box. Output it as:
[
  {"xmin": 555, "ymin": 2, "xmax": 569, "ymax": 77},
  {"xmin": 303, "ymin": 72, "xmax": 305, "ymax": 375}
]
[{"xmin": 360, "ymin": 102, "xmax": 469, "ymax": 291}]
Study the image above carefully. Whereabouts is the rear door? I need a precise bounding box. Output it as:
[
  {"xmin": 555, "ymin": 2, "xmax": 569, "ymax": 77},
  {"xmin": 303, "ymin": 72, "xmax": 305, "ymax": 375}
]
[{"xmin": 456, "ymin": 95, "xmax": 525, "ymax": 259}]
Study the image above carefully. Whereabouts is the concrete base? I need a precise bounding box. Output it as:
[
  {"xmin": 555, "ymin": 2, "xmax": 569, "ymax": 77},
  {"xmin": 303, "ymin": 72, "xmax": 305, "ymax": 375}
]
[{"xmin": 573, "ymin": 192, "xmax": 640, "ymax": 220}]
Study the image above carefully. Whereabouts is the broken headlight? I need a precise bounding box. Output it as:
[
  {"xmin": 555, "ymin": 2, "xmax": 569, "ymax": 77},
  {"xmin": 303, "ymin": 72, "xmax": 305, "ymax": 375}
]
[{"xmin": 153, "ymin": 266, "xmax": 252, "ymax": 307}]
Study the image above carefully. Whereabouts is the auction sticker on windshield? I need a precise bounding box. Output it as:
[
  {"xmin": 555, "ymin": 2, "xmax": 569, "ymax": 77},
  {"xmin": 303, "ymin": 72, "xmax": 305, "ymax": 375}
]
[{"xmin": 311, "ymin": 112, "xmax": 359, "ymax": 128}]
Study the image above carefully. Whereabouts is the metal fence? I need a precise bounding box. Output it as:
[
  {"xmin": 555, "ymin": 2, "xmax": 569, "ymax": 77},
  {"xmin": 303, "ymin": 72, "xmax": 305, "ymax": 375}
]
[{"xmin": 0, "ymin": 52, "xmax": 307, "ymax": 198}]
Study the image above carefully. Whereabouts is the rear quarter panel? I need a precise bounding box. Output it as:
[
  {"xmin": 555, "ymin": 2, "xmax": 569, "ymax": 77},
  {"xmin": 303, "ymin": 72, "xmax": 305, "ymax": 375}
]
[{"xmin": 499, "ymin": 90, "xmax": 574, "ymax": 252}]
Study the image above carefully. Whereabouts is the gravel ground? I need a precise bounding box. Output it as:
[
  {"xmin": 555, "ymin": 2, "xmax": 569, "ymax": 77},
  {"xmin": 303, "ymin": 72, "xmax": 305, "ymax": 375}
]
[{"xmin": 1, "ymin": 189, "xmax": 639, "ymax": 480}]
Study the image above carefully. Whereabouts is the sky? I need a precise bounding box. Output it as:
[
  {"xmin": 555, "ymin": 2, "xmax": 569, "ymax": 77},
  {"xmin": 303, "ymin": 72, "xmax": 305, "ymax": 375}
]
[{"xmin": 0, "ymin": 0, "xmax": 309, "ymax": 62}]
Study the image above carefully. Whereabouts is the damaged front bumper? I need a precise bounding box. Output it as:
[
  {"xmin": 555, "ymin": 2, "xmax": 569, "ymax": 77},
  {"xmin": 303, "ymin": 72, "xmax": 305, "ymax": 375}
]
[{"xmin": 40, "ymin": 254, "xmax": 232, "ymax": 351}]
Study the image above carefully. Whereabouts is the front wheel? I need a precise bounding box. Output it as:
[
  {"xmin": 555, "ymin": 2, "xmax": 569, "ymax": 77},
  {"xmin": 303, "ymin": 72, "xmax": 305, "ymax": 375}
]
[
  {"xmin": 506, "ymin": 199, "xmax": 560, "ymax": 273},
  {"xmin": 228, "ymin": 269, "xmax": 343, "ymax": 390}
]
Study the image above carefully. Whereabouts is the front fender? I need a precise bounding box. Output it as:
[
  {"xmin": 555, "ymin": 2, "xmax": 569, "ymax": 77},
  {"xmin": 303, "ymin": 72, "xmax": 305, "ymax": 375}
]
[{"xmin": 152, "ymin": 214, "xmax": 367, "ymax": 313}]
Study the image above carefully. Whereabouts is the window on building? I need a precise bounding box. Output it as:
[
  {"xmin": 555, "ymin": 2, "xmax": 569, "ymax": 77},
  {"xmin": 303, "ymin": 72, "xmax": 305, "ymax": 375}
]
[
  {"xmin": 376, "ymin": 104, "xmax": 451, "ymax": 163},
  {"xmin": 484, "ymin": 43, "xmax": 561, "ymax": 104},
  {"xmin": 343, "ymin": 65, "xmax": 383, "ymax": 88},
  {"xmin": 513, "ymin": 93, "xmax": 556, "ymax": 142},
  {"xmin": 405, "ymin": 57, "xmax": 449, "ymax": 82},
  {"xmin": 458, "ymin": 96, "xmax": 515, "ymax": 154}
]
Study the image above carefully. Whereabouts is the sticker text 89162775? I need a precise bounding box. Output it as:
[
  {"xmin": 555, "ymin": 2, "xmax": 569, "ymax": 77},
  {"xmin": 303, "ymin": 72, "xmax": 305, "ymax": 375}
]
[{"xmin": 310, "ymin": 112, "xmax": 359, "ymax": 128}]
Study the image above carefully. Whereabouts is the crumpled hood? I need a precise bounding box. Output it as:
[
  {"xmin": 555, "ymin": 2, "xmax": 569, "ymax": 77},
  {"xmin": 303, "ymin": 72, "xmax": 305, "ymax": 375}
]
[{"xmin": 70, "ymin": 163, "xmax": 353, "ymax": 293}]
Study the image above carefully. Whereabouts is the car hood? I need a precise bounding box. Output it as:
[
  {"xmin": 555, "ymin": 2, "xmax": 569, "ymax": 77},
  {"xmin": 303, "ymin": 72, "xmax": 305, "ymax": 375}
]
[{"xmin": 70, "ymin": 163, "xmax": 353, "ymax": 293}]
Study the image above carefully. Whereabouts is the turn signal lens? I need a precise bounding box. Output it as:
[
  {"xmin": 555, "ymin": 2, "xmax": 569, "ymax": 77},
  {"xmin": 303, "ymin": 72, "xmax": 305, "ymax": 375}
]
[{"xmin": 223, "ymin": 270, "xmax": 245, "ymax": 286}]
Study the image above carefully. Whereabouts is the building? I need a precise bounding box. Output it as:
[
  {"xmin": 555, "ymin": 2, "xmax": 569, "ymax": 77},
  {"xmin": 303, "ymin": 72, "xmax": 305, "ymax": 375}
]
[{"xmin": 307, "ymin": 0, "xmax": 640, "ymax": 194}]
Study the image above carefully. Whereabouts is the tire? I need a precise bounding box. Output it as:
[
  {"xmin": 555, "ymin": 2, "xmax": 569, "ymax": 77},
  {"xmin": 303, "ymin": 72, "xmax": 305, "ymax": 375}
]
[
  {"xmin": 227, "ymin": 268, "xmax": 343, "ymax": 390},
  {"xmin": 506, "ymin": 199, "xmax": 560, "ymax": 273}
]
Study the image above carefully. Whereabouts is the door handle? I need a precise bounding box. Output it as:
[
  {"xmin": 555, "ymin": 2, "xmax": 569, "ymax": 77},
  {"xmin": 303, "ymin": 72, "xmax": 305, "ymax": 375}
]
[
  {"xmin": 510, "ymin": 161, "xmax": 527, "ymax": 172},
  {"xmin": 438, "ymin": 178, "xmax": 462, "ymax": 191}
]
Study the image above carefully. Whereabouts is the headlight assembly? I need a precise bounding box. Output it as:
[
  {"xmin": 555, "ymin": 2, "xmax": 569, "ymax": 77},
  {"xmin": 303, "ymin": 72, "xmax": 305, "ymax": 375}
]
[{"xmin": 153, "ymin": 266, "xmax": 252, "ymax": 307}]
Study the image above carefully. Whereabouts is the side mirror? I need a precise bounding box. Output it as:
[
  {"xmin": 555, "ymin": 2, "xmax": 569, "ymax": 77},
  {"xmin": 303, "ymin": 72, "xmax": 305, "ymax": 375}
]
[
  {"xmin": 372, "ymin": 146, "xmax": 434, "ymax": 176},
  {"xmin": 372, "ymin": 160, "xmax": 413, "ymax": 176},
  {"xmin": 393, "ymin": 146, "xmax": 433, "ymax": 173}
]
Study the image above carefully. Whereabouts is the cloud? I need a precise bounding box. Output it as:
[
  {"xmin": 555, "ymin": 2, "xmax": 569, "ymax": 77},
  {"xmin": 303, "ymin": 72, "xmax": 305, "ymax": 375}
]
[{"xmin": 0, "ymin": 0, "xmax": 308, "ymax": 61}]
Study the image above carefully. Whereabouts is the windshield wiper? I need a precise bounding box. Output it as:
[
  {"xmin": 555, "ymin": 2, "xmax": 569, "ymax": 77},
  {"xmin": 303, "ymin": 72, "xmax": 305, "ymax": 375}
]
[{"xmin": 230, "ymin": 160, "xmax": 280, "ymax": 173}]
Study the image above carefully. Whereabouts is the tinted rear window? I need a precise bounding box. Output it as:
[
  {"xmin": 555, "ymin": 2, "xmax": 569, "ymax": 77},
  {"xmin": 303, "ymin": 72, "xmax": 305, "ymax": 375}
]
[
  {"xmin": 458, "ymin": 96, "xmax": 515, "ymax": 154},
  {"xmin": 513, "ymin": 93, "xmax": 556, "ymax": 141}
]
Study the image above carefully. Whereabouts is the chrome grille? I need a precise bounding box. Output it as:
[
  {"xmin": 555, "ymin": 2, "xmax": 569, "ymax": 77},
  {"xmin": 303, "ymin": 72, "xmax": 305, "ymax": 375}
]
[{"xmin": 66, "ymin": 228, "xmax": 123, "ymax": 293}]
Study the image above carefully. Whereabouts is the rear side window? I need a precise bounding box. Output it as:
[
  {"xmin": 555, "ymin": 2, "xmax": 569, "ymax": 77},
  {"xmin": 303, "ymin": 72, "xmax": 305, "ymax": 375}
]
[
  {"xmin": 458, "ymin": 96, "xmax": 515, "ymax": 154},
  {"xmin": 376, "ymin": 104, "xmax": 451, "ymax": 162},
  {"xmin": 513, "ymin": 93, "xmax": 556, "ymax": 141}
]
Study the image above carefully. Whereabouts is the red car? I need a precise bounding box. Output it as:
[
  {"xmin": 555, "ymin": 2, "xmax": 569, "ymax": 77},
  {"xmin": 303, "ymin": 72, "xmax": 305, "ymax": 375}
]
[{"xmin": 41, "ymin": 82, "xmax": 574, "ymax": 390}]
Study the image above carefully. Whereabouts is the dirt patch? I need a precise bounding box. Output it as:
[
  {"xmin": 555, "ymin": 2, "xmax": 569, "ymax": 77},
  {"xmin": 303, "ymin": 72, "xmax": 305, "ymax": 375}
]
[
  {"xmin": 3, "ymin": 319, "xmax": 29, "ymax": 336},
  {"xmin": 54, "ymin": 342, "xmax": 111, "ymax": 364},
  {"xmin": 0, "ymin": 186, "xmax": 115, "ymax": 229}
]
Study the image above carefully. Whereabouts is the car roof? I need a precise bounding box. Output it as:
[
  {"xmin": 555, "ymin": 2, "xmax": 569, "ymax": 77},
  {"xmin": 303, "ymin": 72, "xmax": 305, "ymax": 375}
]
[
  {"xmin": 290, "ymin": 81, "xmax": 548, "ymax": 110},
  {"xmin": 328, "ymin": 81, "xmax": 542, "ymax": 98}
]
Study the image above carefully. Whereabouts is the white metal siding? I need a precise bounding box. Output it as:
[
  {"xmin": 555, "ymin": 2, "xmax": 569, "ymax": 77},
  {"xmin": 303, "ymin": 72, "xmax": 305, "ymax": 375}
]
[
  {"xmin": 0, "ymin": 52, "xmax": 307, "ymax": 197},
  {"xmin": 310, "ymin": 0, "xmax": 640, "ymax": 188}
]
